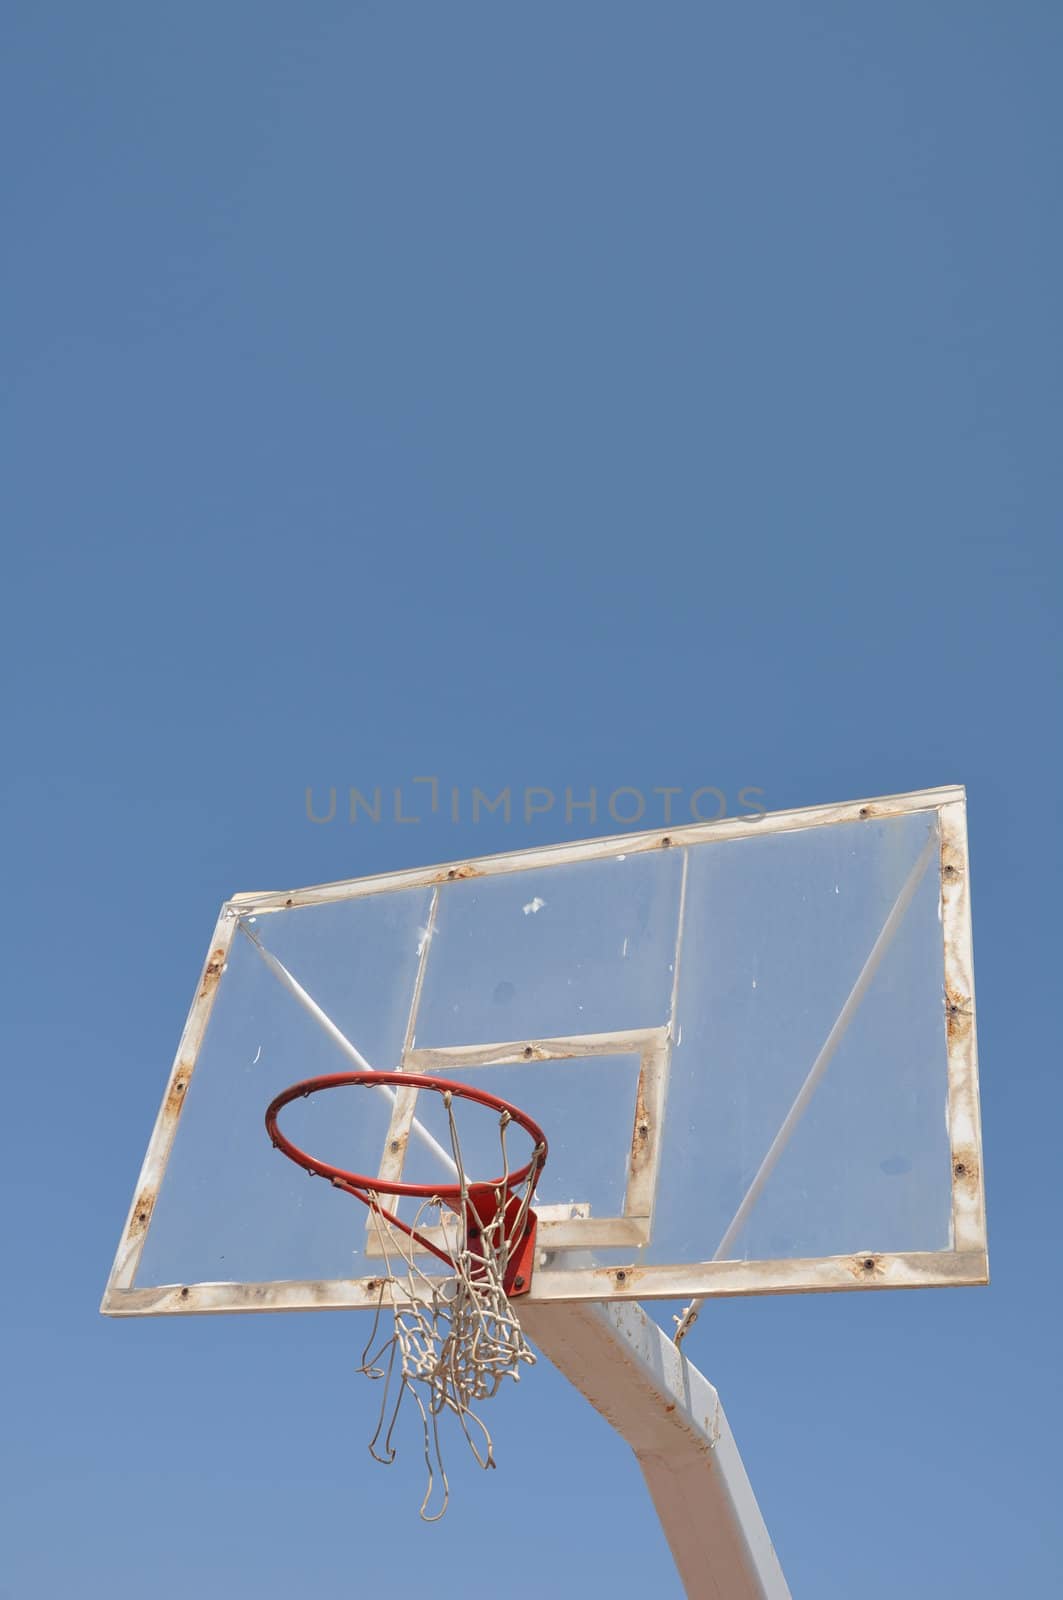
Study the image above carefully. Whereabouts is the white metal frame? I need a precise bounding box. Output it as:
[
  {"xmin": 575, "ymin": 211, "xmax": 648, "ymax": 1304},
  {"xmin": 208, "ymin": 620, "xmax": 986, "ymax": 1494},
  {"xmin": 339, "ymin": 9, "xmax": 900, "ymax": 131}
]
[{"xmin": 101, "ymin": 784, "xmax": 987, "ymax": 1317}]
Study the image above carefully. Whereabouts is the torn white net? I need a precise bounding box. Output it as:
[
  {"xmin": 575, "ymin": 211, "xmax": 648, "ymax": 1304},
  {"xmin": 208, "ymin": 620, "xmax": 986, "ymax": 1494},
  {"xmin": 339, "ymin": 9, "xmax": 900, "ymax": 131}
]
[{"xmin": 356, "ymin": 1093, "xmax": 539, "ymax": 1520}]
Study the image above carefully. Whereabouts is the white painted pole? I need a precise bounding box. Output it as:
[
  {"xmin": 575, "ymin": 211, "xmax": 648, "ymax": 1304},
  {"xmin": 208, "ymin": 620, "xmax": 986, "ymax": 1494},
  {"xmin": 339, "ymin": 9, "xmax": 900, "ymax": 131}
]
[{"xmin": 520, "ymin": 1301, "xmax": 791, "ymax": 1599}]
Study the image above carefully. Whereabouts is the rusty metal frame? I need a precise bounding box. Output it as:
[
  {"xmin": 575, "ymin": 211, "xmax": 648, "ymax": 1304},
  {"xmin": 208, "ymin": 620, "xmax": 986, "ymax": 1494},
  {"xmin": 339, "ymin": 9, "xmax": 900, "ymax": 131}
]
[
  {"xmin": 102, "ymin": 904, "xmax": 239, "ymax": 1305},
  {"xmin": 103, "ymin": 1247, "xmax": 990, "ymax": 1316},
  {"xmin": 939, "ymin": 798, "xmax": 985, "ymax": 1256},
  {"xmin": 101, "ymin": 783, "xmax": 988, "ymax": 1317},
  {"xmin": 223, "ymin": 784, "xmax": 967, "ymax": 915}
]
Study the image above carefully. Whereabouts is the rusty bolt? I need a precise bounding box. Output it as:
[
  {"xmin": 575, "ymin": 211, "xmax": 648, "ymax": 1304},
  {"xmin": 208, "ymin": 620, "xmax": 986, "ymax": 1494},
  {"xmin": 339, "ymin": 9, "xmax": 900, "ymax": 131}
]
[
  {"xmin": 615, "ymin": 1270, "xmax": 627, "ymax": 1283},
  {"xmin": 523, "ymin": 1046, "xmax": 534, "ymax": 1060},
  {"xmin": 954, "ymin": 1161, "xmax": 967, "ymax": 1178},
  {"xmin": 390, "ymin": 1140, "xmax": 401, "ymax": 1153},
  {"xmin": 862, "ymin": 1257, "xmax": 875, "ymax": 1270},
  {"xmin": 638, "ymin": 1123, "xmax": 649, "ymax": 1137},
  {"xmin": 660, "ymin": 835, "xmax": 672, "ymax": 848},
  {"xmin": 514, "ymin": 1275, "xmax": 525, "ymax": 1289}
]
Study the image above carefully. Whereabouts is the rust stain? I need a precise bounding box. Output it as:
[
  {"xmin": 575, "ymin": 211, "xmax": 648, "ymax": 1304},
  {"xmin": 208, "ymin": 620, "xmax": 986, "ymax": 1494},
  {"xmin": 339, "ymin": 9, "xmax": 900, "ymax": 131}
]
[
  {"xmin": 437, "ymin": 863, "xmax": 481, "ymax": 882},
  {"xmin": 612, "ymin": 1266, "xmax": 640, "ymax": 1288},
  {"xmin": 127, "ymin": 1189, "xmax": 155, "ymax": 1240},
  {"xmin": 945, "ymin": 986, "xmax": 973, "ymax": 1044},
  {"xmin": 377, "ymin": 1126, "xmax": 411, "ymax": 1182},
  {"xmin": 164, "ymin": 1070, "xmax": 191, "ymax": 1120},
  {"xmin": 629, "ymin": 1073, "xmax": 652, "ymax": 1175},
  {"xmin": 850, "ymin": 1253, "xmax": 884, "ymax": 1280},
  {"xmin": 940, "ymin": 835, "xmax": 965, "ymax": 880},
  {"xmin": 198, "ymin": 947, "xmax": 226, "ymax": 998},
  {"xmin": 951, "ymin": 1147, "xmax": 980, "ymax": 1190}
]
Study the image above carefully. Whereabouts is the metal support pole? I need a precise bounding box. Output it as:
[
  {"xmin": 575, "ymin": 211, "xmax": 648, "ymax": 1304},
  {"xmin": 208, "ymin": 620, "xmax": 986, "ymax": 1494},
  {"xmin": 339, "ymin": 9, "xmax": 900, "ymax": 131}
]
[{"xmin": 520, "ymin": 1300, "xmax": 790, "ymax": 1599}]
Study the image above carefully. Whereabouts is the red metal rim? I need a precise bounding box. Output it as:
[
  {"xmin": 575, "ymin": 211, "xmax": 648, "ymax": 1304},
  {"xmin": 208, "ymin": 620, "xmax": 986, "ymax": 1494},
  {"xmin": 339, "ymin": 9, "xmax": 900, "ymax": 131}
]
[{"xmin": 265, "ymin": 1070, "xmax": 549, "ymax": 1200}]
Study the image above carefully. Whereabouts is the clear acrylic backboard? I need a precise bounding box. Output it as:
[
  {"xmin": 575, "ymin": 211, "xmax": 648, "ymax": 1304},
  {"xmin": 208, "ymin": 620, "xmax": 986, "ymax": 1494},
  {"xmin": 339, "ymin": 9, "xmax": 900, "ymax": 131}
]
[{"xmin": 102, "ymin": 785, "xmax": 987, "ymax": 1316}]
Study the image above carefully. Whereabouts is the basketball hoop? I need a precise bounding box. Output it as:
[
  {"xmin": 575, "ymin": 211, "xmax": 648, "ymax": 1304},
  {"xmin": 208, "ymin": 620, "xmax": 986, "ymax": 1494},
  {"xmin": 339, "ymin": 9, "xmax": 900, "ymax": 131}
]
[{"xmin": 265, "ymin": 1071, "xmax": 548, "ymax": 1519}]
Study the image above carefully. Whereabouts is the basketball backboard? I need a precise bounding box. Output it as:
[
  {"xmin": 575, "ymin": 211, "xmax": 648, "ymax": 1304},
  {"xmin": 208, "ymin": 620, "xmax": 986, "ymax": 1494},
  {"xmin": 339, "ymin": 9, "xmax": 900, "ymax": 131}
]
[{"xmin": 102, "ymin": 784, "xmax": 986, "ymax": 1318}]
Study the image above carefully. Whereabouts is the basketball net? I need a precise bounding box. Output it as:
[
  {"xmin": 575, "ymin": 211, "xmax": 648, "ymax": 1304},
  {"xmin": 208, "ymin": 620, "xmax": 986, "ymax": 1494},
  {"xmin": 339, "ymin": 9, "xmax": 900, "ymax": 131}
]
[{"xmin": 356, "ymin": 1093, "xmax": 541, "ymax": 1521}]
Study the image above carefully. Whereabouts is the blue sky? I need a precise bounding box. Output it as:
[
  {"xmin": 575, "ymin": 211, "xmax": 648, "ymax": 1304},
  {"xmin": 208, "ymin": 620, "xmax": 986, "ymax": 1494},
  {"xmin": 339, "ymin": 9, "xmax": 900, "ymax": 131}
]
[{"xmin": 2, "ymin": 4, "xmax": 1060, "ymax": 1595}]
